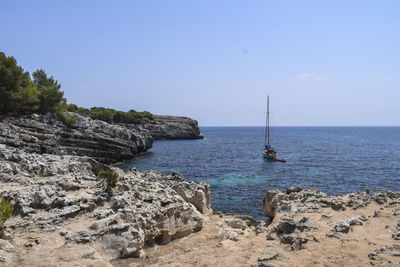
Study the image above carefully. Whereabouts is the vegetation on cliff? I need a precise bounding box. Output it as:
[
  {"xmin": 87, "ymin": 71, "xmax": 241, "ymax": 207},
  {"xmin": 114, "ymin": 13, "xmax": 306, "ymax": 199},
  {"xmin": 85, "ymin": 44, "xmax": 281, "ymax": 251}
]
[
  {"xmin": 88, "ymin": 107, "xmax": 153, "ymax": 124},
  {"xmin": 97, "ymin": 170, "xmax": 119, "ymax": 193},
  {"xmin": 0, "ymin": 51, "xmax": 154, "ymax": 124},
  {"xmin": 0, "ymin": 198, "xmax": 13, "ymax": 234},
  {"xmin": 0, "ymin": 52, "xmax": 65, "ymax": 114}
]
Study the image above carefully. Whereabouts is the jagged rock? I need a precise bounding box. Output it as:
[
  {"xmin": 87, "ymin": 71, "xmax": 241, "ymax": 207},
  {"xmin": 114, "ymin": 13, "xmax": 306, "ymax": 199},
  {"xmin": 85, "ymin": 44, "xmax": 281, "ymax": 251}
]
[
  {"xmin": 0, "ymin": 144, "xmax": 211, "ymax": 260},
  {"xmin": 0, "ymin": 240, "xmax": 15, "ymax": 252},
  {"xmin": 172, "ymin": 181, "xmax": 212, "ymax": 215},
  {"xmin": 280, "ymin": 235, "xmax": 308, "ymax": 250},
  {"xmin": 232, "ymin": 214, "xmax": 254, "ymax": 227},
  {"xmin": 331, "ymin": 218, "xmax": 363, "ymax": 233},
  {"xmin": 89, "ymin": 215, "xmax": 146, "ymax": 258},
  {"xmin": 99, "ymin": 229, "xmax": 144, "ymax": 259},
  {"xmin": 286, "ymin": 186, "xmax": 302, "ymax": 194},
  {"xmin": 94, "ymin": 209, "xmax": 115, "ymax": 219},
  {"xmin": 252, "ymin": 244, "xmax": 285, "ymax": 267},
  {"xmin": 372, "ymin": 193, "xmax": 387, "ymax": 205},
  {"xmin": 155, "ymin": 203, "xmax": 204, "ymax": 244},
  {"xmin": 76, "ymin": 231, "xmax": 92, "ymax": 243},
  {"xmin": 266, "ymin": 216, "xmax": 312, "ymax": 242},
  {"xmin": 0, "ymin": 111, "xmax": 206, "ymax": 264},
  {"xmin": 331, "ymin": 220, "xmax": 350, "ymax": 233},
  {"xmin": 346, "ymin": 192, "xmax": 371, "ymax": 209},
  {"xmin": 225, "ymin": 218, "xmax": 248, "ymax": 230},
  {"xmin": 0, "ymin": 232, "xmax": 13, "ymax": 241},
  {"xmin": 215, "ymin": 215, "xmax": 252, "ymax": 241},
  {"xmin": 263, "ymin": 190, "xmax": 286, "ymax": 219},
  {"xmin": 295, "ymin": 217, "xmax": 311, "ymax": 232},
  {"xmin": 255, "ymin": 220, "xmax": 269, "ymax": 234},
  {"xmin": 262, "ymin": 187, "xmax": 386, "ymax": 220},
  {"xmin": 277, "ymin": 217, "xmax": 297, "ymax": 234}
]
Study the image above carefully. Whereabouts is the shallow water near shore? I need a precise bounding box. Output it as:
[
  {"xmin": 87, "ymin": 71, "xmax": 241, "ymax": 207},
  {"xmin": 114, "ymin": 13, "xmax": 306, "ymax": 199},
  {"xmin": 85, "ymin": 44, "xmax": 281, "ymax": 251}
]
[{"xmin": 120, "ymin": 126, "xmax": 400, "ymax": 219}]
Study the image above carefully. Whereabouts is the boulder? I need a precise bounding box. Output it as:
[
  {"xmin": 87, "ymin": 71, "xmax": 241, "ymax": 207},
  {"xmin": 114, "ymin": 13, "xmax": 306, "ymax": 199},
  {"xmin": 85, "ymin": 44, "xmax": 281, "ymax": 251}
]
[
  {"xmin": 172, "ymin": 181, "xmax": 212, "ymax": 215},
  {"xmin": 331, "ymin": 218, "xmax": 363, "ymax": 233}
]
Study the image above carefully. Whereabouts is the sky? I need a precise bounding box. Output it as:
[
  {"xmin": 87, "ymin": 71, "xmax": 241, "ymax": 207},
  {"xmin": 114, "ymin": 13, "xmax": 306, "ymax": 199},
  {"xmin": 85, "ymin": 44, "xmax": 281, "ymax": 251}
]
[{"xmin": 1, "ymin": 0, "xmax": 399, "ymax": 126}]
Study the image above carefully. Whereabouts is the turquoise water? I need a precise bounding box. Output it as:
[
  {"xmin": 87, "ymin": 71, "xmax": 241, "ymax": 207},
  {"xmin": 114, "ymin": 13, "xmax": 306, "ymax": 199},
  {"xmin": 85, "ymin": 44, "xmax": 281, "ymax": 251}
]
[{"xmin": 120, "ymin": 127, "xmax": 400, "ymax": 219}]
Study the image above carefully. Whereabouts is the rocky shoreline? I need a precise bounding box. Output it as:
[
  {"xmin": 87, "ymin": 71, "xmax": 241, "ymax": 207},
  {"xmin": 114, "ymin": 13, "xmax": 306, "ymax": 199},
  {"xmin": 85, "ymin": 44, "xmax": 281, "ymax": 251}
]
[
  {"xmin": 0, "ymin": 113, "xmax": 207, "ymax": 265},
  {"xmin": 0, "ymin": 144, "xmax": 211, "ymax": 265},
  {"xmin": 1, "ymin": 114, "xmax": 400, "ymax": 266},
  {"xmin": 142, "ymin": 115, "xmax": 204, "ymax": 140},
  {"xmin": 114, "ymin": 187, "xmax": 400, "ymax": 267},
  {"xmin": 0, "ymin": 113, "xmax": 202, "ymax": 164}
]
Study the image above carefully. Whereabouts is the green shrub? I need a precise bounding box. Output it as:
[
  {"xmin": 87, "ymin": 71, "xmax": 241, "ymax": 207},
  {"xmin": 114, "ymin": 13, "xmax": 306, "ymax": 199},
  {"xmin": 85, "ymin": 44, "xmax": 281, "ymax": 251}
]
[
  {"xmin": 65, "ymin": 114, "xmax": 78, "ymax": 126},
  {"xmin": 89, "ymin": 107, "xmax": 115, "ymax": 123},
  {"xmin": 76, "ymin": 107, "xmax": 89, "ymax": 116},
  {"xmin": 0, "ymin": 198, "xmax": 13, "ymax": 233},
  {"xmin": 88, "ymin": 107, "xmax": 154, "ymax": 124},
  {"xmin": 97, "ymin": 170, "xmax": 119, "ymax": 193},
  {"xmin": 66, "ymin": 103, "xmax": 78, "ymax": 112},
  {"xmin": 0, "ymin": 51, "xmax": 155, "ymax": 124}
]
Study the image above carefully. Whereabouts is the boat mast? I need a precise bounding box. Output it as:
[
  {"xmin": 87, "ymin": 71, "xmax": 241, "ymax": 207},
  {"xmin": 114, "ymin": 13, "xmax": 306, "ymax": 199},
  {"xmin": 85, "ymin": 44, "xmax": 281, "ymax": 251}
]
[
  {"xmin": 264, "ymin": 96, "xmax": 269, "ymax": 147},
  {"xmin": 267, "ymin": 95, "xmax": 270, "ymax": 146}
]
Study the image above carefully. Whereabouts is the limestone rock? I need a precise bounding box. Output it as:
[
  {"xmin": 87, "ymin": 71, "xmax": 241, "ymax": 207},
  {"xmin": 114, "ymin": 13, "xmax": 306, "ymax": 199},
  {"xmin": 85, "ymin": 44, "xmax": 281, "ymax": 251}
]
[
  {"xmin": 0, "ymin": 113, "xmax": 203, "ymax": 164},
  {"xmin": 331, "ymin": 218, "xmax": 363, "ymax": 233},
  {"xmin": 262, "ymin": 187, "xmax": 384, "ymax": 220},
  {"xmin": 252, "ymin": 243, "xmax": 285, "ymax": 267},
  {"xmin": 0, "ymin": 144, "xmax": 211, "ymax": 260},
  {"xmin": 172, "ymin": 181, "xmax": 212, "ymax": 214},
  {"xmin": 0, "ymin": 240, "xmax": 15, "ymax": 252},
  {"xmin": 140, "ymin": 115, "xmax": 203, "ymax": 140}
]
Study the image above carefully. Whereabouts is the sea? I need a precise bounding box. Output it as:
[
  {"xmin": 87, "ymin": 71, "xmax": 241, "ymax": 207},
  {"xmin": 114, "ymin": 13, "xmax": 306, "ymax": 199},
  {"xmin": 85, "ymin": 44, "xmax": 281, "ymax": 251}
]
[{"xmin": 119, "ymin": 127, "xmax": 400, "ymax": 220}]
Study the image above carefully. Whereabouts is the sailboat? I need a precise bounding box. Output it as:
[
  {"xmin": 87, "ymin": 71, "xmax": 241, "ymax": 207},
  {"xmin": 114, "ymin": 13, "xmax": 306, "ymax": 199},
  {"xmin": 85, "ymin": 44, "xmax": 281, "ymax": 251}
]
[{"xmin": 262, "ymin": 95, "xmax": 277, "ymax": 160}]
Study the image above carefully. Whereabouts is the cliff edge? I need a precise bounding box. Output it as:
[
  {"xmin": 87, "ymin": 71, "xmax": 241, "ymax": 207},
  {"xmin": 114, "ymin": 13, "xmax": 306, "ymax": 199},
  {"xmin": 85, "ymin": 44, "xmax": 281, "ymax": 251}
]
[
  {"xmin": 142, "ymin": 115, "xmax": 203, "ymax": 140},
  {"xmin": 0, "ymin": 112, "xmax": 203, "ymax": 164}
]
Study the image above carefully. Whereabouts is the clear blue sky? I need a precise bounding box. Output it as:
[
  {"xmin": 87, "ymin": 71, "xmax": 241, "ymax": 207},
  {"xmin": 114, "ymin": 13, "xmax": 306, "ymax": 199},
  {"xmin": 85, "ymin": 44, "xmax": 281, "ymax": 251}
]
[{"xmin": 1, "ymin": 0, "xmax": 399, "ymax": 126}]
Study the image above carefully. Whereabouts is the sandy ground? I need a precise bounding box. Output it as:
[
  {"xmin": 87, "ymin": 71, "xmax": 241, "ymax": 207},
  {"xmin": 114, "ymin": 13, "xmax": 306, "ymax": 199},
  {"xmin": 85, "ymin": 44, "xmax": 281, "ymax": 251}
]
[
  {"xmin": 112, "ymin": 202, "xmax": 400, "ymax": 267},
  {"xmin": 2, "ymin": 197, "xmax": 400, "ymax": 266}
]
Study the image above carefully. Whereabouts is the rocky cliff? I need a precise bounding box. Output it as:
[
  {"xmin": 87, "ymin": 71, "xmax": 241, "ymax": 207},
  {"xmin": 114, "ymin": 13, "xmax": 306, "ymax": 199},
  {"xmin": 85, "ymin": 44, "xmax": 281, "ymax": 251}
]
[
  {"xmin": 141, "ymin": 115, "xmax": 203, "ymax": 140},
  {"xmin": 0, "ymin": 111, "xmax": 210, "ymax": 265},
  {"xmin": 0, "ymin": 113, "xmax": 203, "ymax": 164},
  {"xmin": 0, "ymin": 113, "xmax": 153, "ymax": 164}
]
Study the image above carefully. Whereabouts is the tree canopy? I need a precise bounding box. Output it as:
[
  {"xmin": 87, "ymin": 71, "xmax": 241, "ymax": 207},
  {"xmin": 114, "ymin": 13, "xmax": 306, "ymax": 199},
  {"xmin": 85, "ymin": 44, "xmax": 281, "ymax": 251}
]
[
  {"xmin": 0, "ymin": 52, "xmax": 65, "ymax": 114},
  {"xmin": 0, "ymin": 51, "xmax": 154, "ymax": 125}
]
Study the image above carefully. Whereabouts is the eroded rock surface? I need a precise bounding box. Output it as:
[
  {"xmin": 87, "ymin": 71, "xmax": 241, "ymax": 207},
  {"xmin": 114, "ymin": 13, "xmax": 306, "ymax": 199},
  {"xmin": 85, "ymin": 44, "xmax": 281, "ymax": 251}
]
[
  {"xmin": 256, "ymin": 187, "xmax": 400, "ymax": 266},
  {"xmin": 262, "ymin": 186, "xmax": 374, "ymax": 220},
  {"xmin": 0, "ymin": 145, "xmax": 211, "ymax": 265},
  {"xmin": 0, "ymin": 113, "xmax": 203, "ymax": 164},
  {"xmin": 0, "ymin": 113, "xmax": 153, "ymax": 164}
]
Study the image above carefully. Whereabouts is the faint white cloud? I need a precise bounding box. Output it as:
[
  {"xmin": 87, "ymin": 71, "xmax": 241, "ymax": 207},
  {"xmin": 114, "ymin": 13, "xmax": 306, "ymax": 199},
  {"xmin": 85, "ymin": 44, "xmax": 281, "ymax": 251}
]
[
  {"xmin": 361, "ymin": 72, "xmax": 389, "ymax": 82},
  {"xmin": 294, "ymin": 73, "xmax": 331, "ymax": 83}
]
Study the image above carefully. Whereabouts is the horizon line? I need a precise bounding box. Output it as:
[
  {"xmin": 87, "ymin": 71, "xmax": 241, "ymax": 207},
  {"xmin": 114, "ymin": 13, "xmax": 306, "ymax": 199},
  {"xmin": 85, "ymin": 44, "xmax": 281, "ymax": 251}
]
[{"xmin": 199, "ymin": 125, "xmax": 400, "ymax": 127}]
